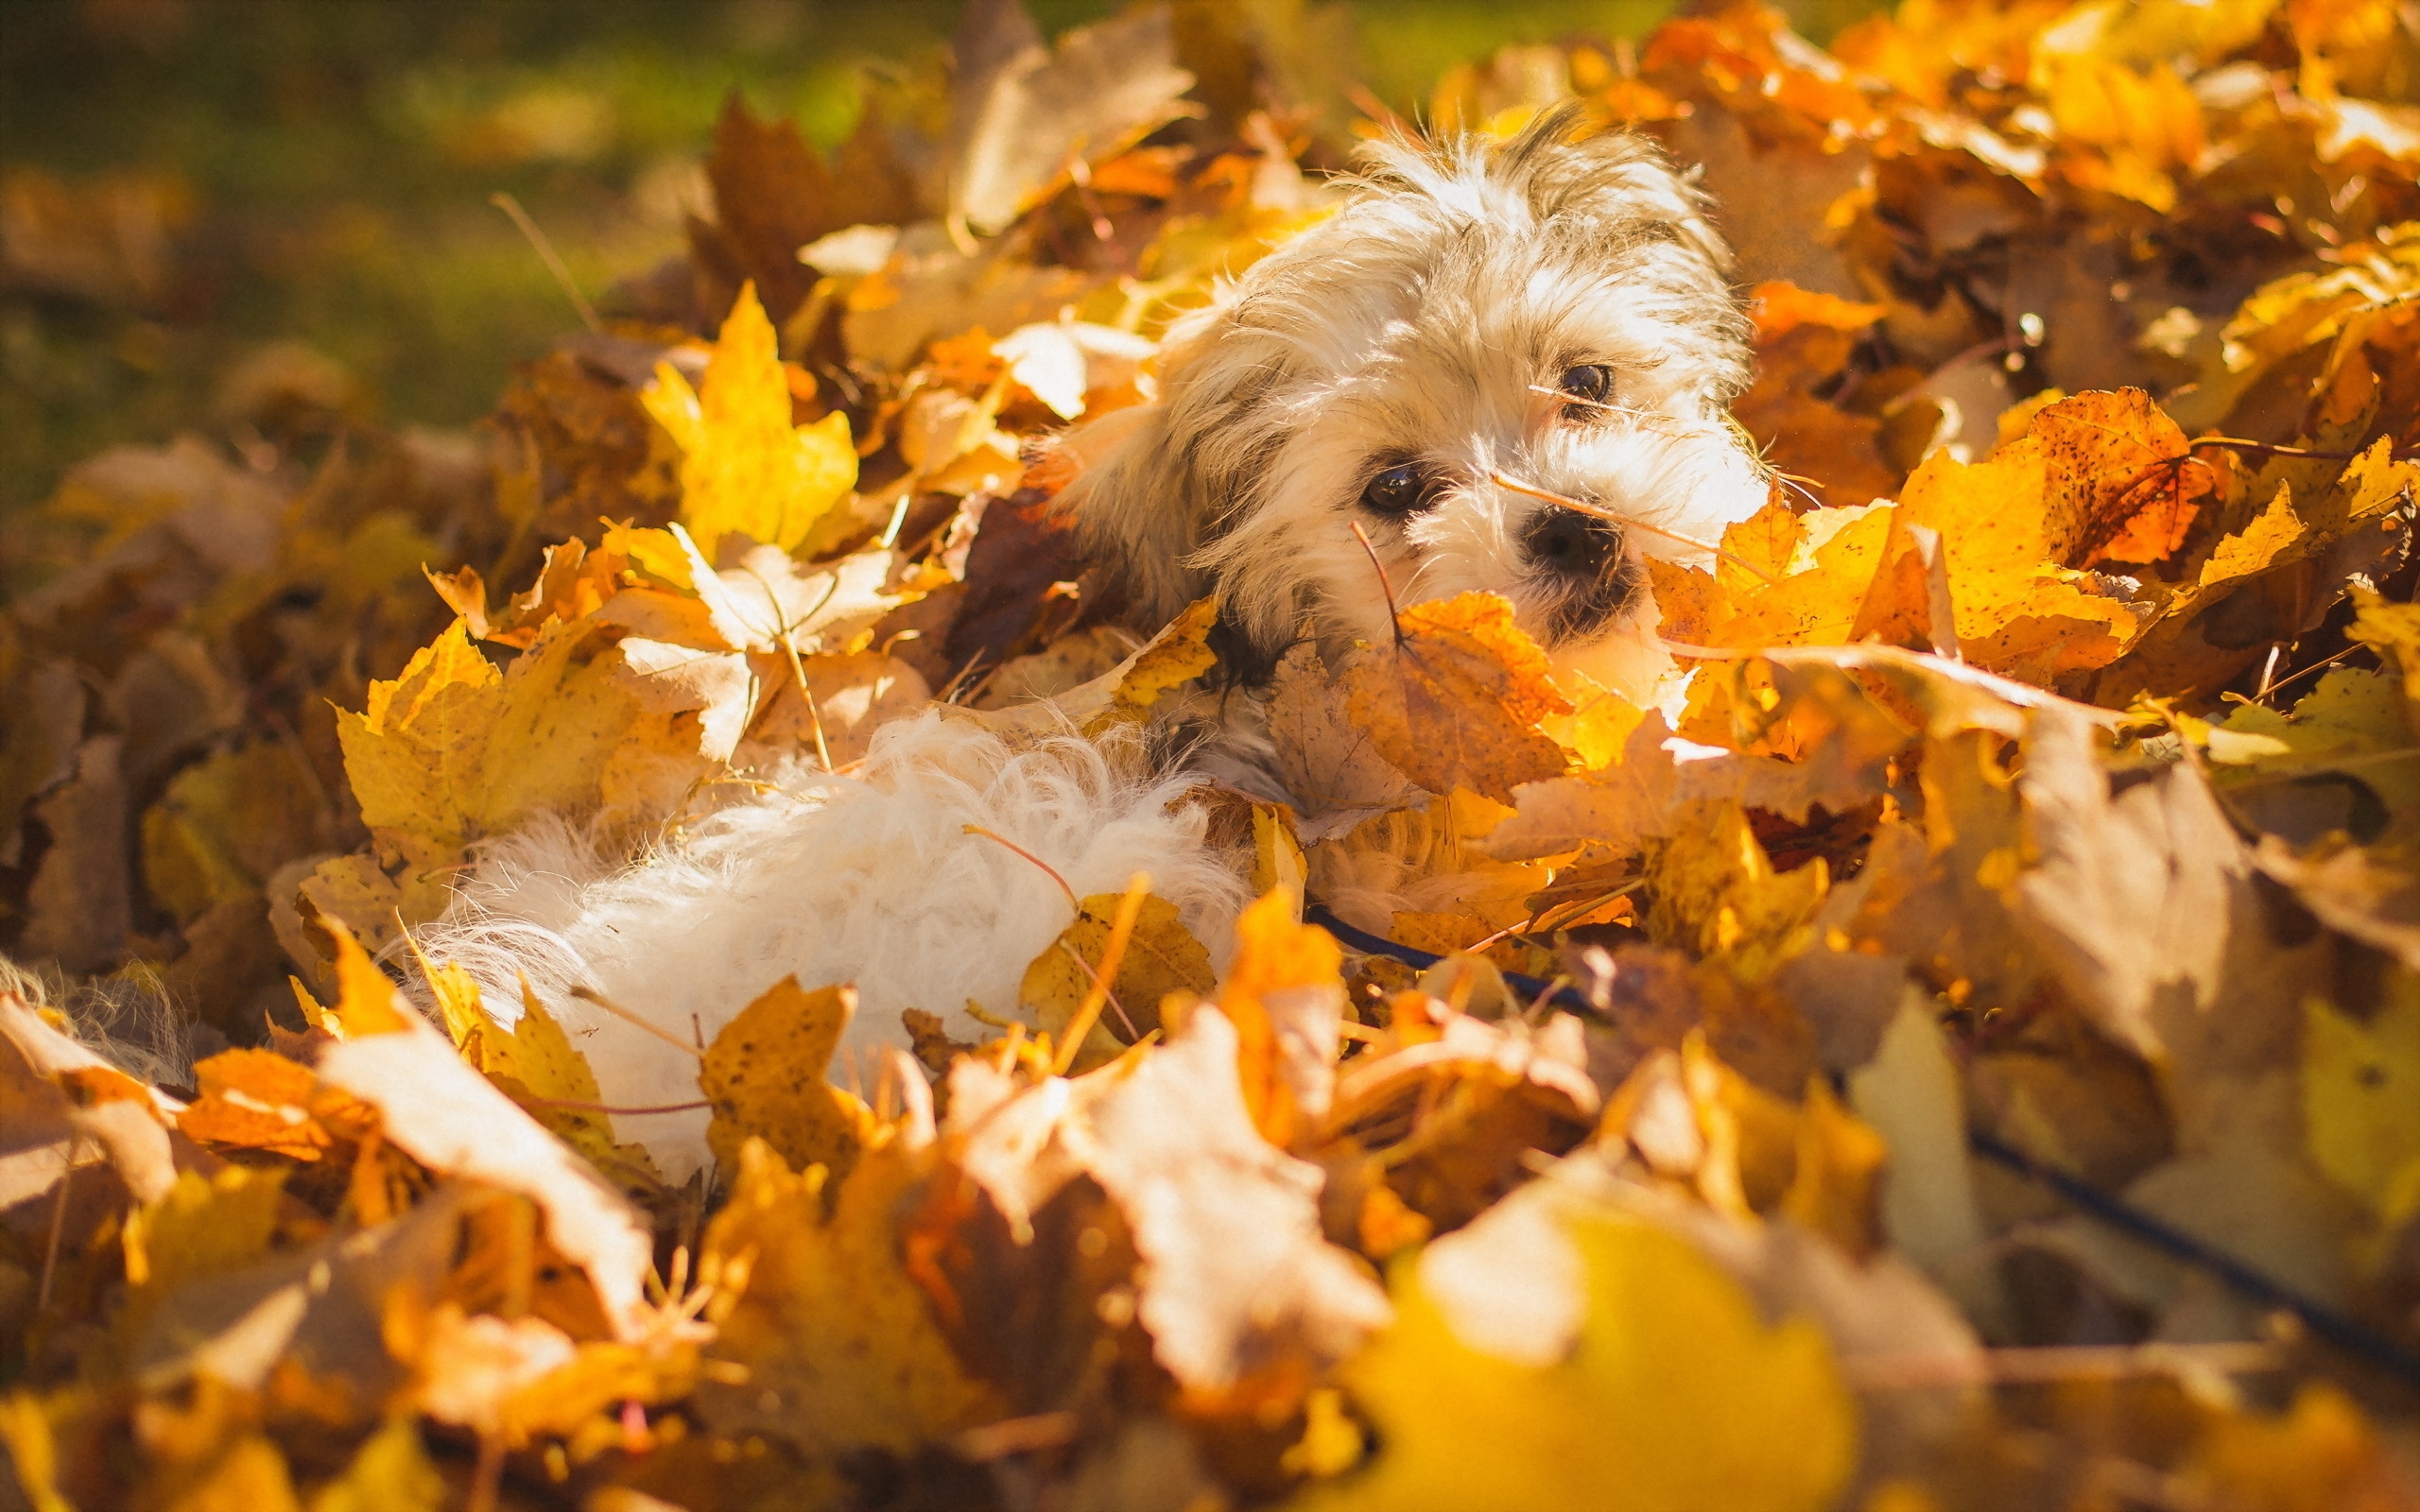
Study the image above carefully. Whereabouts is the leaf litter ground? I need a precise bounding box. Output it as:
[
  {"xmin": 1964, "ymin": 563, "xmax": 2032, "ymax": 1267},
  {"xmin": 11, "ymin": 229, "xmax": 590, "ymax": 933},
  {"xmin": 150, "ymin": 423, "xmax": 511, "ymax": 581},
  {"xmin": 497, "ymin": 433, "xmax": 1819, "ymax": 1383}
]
[{"xmin": 7, "ymin": 2, "xmax": 2420, "ymax": 1509}]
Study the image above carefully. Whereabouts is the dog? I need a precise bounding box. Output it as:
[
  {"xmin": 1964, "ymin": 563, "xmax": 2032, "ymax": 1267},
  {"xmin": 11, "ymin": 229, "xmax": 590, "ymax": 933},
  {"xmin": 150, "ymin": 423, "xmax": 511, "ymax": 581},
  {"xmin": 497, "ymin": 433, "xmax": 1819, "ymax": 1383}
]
[
  {"xmin": 423, "ymin": 111, "xmax": 1768, "ymax": 1178},
  {"xmin": 1056, "ymin": 105, "xmax": 1765, "ymax": 708}
]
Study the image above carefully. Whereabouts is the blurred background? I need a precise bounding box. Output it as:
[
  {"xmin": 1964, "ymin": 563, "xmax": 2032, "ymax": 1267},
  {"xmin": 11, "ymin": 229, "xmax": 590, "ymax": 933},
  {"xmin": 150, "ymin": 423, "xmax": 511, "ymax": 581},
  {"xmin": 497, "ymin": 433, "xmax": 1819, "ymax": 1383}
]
[{"xmin": 0, "ymin": 0, "xmax": 1877, "ymax": 515}]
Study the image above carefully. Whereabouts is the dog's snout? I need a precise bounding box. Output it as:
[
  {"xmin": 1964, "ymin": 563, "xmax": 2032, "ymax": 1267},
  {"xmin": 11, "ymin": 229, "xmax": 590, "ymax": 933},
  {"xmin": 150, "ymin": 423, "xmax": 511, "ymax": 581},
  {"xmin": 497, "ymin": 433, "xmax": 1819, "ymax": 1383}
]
[{"xmin": 1523, "ymin": 508, "xmax": 1623, "ymax": 578}]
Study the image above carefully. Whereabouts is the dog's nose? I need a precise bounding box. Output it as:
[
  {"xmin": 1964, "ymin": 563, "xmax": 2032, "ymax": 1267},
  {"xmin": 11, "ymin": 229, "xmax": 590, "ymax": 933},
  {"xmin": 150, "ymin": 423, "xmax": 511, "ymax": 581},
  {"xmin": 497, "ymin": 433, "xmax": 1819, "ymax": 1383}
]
[{"xmin": 1522, "ymin": 509, "xmax": 1623, "ymax": 578}]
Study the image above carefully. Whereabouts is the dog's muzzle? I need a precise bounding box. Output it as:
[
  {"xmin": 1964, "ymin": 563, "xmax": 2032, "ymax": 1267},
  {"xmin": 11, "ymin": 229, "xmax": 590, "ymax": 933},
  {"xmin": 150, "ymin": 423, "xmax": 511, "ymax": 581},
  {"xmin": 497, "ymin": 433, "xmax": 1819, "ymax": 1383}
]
[{"xmin": 1522, "ymin": 507, "xmax": 1648, "ymax": 644}]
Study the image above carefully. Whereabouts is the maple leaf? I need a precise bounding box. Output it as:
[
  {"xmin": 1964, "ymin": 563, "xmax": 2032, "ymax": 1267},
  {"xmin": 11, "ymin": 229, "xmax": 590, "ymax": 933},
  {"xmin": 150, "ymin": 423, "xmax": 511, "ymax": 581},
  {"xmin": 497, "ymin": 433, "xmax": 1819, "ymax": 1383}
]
[
  {"xmin": 1208, "ymin": 890, "xmax": 1347, "ymax": 1147},
  {"xmin": 307, "ymin": 920, "xmax": 657, "ymax": 1337},
  {"xmin": 1339, "ymin": 593, "xmax": 1573, "ymax": 804},
  {"xmin": 2302, "ymin": 978, "xmax": 2420, "ymax": 1225},
  {"xmin": 643, "ymin": 283, "xmax": 857, "ymax": 563},
  {"xmin": 176, "ymin": 1047, "xmax": 372, "ymax": 1162},
  {"xmin": 1893, "ymin": 429, "xmax": 2153, "ymax": 679}
]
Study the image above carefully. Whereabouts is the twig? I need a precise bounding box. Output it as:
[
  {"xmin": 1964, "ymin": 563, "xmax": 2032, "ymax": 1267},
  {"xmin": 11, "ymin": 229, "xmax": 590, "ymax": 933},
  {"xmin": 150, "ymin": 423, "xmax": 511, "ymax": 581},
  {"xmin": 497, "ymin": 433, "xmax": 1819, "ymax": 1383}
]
[
  {"xmin": 1063, "ymin": 155, "xmax": 1115, "ymax": 242},
  {"xmin": 1056, "ymin": 940, "xmax": 1140, "ymax": 1043},
  {"xmin": 1344, "ymin": 82, "xmax": 1420, "ymax": 141},
  {"xmin": 527, "ymin": 1096, "xmax": 712, "ymax": 1116},
  {"xmin": 963, "ymin": 824, "xmax": 1080, "ymax": 910},
  {"xmin": 2254, "ymin": 641, "xmax": 2369, "ymax": 704},
  {"xmin": 469, "ymin": 1430, "xmax": 506, "ymax": 1512},
  {"xmin": 1490, "ymin": 471, "xmax": 1781, "ymax": 585},
  {"xmin": 1348, "ymin": 520, "xmax": 1408, "ymax": 648},
  {"xmin": 955, "ymin": 1410, "xmax": 1080, "ymax": 1461},
  {"xmin": 38, "ymin": 1140, "xmax": 76, "ymax": 1315},
  {"xmin": 490, "ymin": 193, "xmax": 601, "ymax": 336},
  {"xmin": 570, "ymin": 986, "xmax": 707, "ymax": 1059},
  {"xmin": 1467, "ymin": 879, "xmax": 1645, "ymax": 953},
  {"xmin": 1052, "ymin": 873, "xmax": 1150, "ymax": 1076}
]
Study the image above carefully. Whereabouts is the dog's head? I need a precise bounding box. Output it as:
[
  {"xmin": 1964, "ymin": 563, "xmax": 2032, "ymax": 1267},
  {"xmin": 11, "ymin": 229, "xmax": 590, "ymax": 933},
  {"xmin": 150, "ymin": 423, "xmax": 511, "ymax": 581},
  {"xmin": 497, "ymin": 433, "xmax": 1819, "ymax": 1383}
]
[{"xmin": 1053, "ymin": 107, "xmax": 1768, "ymax": 701}]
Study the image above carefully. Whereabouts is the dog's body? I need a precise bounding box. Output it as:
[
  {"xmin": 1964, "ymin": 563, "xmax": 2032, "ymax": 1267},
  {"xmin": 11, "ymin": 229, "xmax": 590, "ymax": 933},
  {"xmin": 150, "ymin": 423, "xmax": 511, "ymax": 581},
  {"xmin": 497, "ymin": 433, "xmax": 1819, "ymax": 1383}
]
[{"xmin": 432, "ymin": 115, "xmax": 1769, "ymax": 1177}]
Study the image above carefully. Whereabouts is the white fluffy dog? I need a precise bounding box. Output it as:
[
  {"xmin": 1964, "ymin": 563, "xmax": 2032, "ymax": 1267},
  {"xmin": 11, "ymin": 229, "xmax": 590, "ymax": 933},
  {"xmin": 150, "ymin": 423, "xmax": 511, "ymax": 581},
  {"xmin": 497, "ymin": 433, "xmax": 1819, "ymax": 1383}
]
[{"xmin": 426, "ymin": 111, "xmax": 1768, "ymax": 1177}]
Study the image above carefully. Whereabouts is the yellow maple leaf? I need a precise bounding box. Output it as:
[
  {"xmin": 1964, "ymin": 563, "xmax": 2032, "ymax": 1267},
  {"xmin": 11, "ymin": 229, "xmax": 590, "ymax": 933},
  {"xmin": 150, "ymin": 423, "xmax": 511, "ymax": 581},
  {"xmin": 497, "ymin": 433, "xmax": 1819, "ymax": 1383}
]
[
  {"xmin": 1893, "ymin": 438, "xmax": 2150, "ymax": 679},
  {"xmin": 1108, "ymin": 593, "xmax": 1220, "ymax": 722},
  {"xmin": 403, "ymin": 942, "xmax": 662, "ymax": 1188},
  {"xmin": 115, "ymin": 1164, "xmax": 288, "ymax": 1352},
  {"xmin": 1290, "ymin": 1213, "xmax": 1854, "ymax": 1512},
  {"xmin": 644, "ymin": 282, "xmax": 856, "ymax": 562},
  {"xmin": 700, "ymin": 978, "xmax": 878, "ymax": 1187},
  {"xmin": 1643, "ymin": 799, "xmax": 1829, "ymax": 977}
]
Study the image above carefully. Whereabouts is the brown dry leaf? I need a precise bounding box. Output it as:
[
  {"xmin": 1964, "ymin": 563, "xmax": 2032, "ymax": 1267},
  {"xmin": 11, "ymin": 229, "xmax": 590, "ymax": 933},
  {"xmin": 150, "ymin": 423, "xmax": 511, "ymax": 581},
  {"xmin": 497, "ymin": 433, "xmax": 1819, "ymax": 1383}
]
[
  {"xmin": 741, "ymin": 649, "xmax": 931, "ymax": 769},
  {"xmin": 686, "ymin": 93, "xmax": 918, "ymax": 329},
  {"xmin": 961, "ymin": 593, "xmax": 1220, "ymax": 738},
  {"xmin": 1268, "ymin": 643, "xmax": 1422, "ymax": 823},
  {"xmin": 17, "ymin": 736, "xmax": 130, "ymax": 974},
  {"xmin": 1340, "ymin": 592, "xmax": 1573, "ymax": 804},
  {"xmin": 2027, "ymin": 387, "xmax": 2216, "ymax": 566},
  {"xmin": 699, "ymin": 1132, "xmax": 1007, "ymax": 1456},
  {"xmin": 700, "ymin": 979, "xmax": 878, "ymax": 1188}
]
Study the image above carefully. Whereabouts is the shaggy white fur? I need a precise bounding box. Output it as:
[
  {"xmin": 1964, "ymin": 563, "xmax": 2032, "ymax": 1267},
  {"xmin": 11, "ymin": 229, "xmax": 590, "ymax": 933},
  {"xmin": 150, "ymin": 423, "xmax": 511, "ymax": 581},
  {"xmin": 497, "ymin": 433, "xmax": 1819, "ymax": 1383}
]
[{"xmin": 418, "ymin": 712, "xmax": 1251, "ymax": 1178}]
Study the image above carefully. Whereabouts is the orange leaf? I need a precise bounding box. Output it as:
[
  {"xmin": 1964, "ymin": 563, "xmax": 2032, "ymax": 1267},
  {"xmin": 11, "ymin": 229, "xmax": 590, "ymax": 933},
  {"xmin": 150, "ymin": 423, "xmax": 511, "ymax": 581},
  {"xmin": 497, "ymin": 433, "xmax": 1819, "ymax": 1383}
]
[{"xmin": 1340, "ymin": 593, "xmax": 1573, "ymax": 803}]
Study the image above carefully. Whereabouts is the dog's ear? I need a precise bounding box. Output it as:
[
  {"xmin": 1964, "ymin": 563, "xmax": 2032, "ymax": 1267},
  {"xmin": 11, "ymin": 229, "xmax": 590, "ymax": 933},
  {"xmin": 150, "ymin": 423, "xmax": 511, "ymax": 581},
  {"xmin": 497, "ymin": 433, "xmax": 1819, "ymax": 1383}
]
[
  {"xmin": 1049, "ymin": 308, "xmax": 1292, "ymax": 628},
  {"xmin": 1048, "ymin": 397, "xmax": 1208, "ymax": 628}
]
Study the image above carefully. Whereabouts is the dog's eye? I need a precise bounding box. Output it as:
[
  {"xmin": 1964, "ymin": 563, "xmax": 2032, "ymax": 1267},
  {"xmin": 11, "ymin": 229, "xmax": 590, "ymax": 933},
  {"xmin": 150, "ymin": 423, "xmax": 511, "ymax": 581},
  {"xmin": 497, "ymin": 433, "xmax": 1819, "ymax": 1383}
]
[
  {"xmin": 1360, "ymin": 462, "xmax": 1437, "ymax": 515},
  {"xmin": 1557, "ymin": 365, "xmax": 1614, "ymax": 405}
]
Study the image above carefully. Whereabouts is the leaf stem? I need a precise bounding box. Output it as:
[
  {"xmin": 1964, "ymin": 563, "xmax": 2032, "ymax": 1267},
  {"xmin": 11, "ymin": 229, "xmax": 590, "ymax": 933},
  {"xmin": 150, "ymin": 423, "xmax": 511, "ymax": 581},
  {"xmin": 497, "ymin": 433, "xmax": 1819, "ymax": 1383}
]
[
  {"xmin": 1052, "ymin": 872, "xmax": 1150, "ymax": 1076},
  {"xmin": 1348, "ymin": 519, "xmax": 1408, "ymax": 648}
]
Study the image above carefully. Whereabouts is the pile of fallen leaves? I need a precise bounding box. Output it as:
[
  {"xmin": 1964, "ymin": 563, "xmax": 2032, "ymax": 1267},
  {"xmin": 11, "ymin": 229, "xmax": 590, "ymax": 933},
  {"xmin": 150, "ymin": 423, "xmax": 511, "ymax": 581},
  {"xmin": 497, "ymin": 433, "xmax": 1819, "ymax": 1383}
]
[{"xmin": 8, "ymin": 0, "xmax": 2420, "ymax": 1507}]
